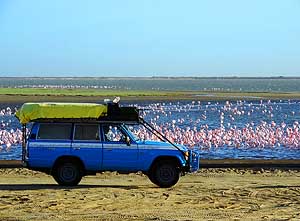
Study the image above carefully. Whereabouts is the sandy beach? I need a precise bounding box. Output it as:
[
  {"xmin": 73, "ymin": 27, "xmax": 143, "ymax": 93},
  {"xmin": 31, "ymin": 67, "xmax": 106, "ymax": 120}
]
[{"xmin": 0, "ymin": 168, "xmax": 299, "ymax": 221}]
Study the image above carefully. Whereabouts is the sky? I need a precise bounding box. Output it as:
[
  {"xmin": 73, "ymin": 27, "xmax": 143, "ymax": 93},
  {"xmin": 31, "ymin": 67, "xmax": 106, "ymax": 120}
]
[{"xmin": 0, "ymin": 0, "xmax": 299, "ymax": 77}]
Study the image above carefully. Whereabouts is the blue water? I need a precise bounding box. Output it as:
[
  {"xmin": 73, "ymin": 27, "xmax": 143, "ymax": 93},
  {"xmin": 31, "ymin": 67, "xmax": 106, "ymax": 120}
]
[{"xmin": 1, "ymin": 99, "xmax": 300, "ymax": 160}]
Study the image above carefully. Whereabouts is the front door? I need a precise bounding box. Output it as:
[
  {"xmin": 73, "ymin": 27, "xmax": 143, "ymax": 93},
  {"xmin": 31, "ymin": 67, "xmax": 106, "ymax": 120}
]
[{"xmin": 101, "ymin": 124, "xmax": 138, "ymax": 171}]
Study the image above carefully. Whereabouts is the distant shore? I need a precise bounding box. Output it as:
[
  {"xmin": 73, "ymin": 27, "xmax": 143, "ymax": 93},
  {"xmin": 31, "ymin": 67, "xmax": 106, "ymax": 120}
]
[
  {"xmin": 1, "ymin": 76, "xmax": 300, "ymax": 79},
  {"xmin": 1, "ymin": 88, "xmax": 300, "ymax": 103}
]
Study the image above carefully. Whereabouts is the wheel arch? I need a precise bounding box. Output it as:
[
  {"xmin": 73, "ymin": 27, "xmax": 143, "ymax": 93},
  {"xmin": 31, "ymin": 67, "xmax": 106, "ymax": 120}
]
[
  {"xmin": 149, "ymin": 156, "xmax": 182, "ymax": 172},
  {"xmin": 52, "ymin": 155, "xmax": 86, "ymax": 175}
]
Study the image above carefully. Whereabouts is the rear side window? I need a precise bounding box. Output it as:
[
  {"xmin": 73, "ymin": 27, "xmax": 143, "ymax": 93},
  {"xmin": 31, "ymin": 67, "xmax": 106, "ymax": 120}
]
[
  {"xmin": 37, "ymin": 123, "xmax": 72, "ymax": 140},
  {"xmin": 74, "ymin": 124, "xmax": 100, "ymax": 141}
]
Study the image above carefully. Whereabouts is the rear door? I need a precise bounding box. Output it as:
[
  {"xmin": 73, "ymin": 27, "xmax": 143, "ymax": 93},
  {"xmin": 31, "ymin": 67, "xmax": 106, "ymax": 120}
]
[
  {"xmin": 71, "ymin": 124, "xmax": 102, "ymax": 171},
  {"xmin": 28, "ymin": 123, "xmax": 72, "ymax": 168},
  {"xmin": 101, "ymin": 124, "xmax": 138, "ymax": 171}
]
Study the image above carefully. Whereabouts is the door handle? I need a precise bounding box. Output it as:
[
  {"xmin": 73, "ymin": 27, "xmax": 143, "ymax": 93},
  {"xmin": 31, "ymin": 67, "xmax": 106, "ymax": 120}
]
[
  {"xmin": 106, "ymin": 148, "xmax": 113, "ymax": 151},
  {"xmin": 73, "ymin": 147, "xmax": 81, "ymax": 150}
]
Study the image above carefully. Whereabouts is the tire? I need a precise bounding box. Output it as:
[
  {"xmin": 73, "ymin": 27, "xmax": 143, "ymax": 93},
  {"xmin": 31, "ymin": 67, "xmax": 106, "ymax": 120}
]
[
  {"xmin": 53, "ymin": 162, "xmax": 83, "ymax": 186},
  {"xmin": 149, "ymin": 160, "xmax": 180, "ymax": 188},
  {"xmin": 148, "ymin": 172, "xmax": 158, "ymax": 186}
]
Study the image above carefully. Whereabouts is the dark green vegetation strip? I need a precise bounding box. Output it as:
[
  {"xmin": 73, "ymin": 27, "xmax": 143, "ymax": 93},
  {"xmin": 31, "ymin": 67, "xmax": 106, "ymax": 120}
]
[
  {"xmin": 0, "ymin": 88, "xmax": 181, "ymax": 96},
  {"xmin": 0, "ymin": 88, "xmax": 300, "ymax": 103}
]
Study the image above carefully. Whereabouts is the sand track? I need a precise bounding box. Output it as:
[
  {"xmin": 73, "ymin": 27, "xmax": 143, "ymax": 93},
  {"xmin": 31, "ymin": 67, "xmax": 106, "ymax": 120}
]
[{"xmin": 0, "ymin": 168, "xmax": 300, "ymax": 220}]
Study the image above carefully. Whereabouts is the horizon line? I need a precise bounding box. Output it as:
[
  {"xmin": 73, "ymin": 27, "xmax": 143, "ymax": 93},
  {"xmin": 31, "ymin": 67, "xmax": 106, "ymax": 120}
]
[{"xmin": 0, "ymin": 76, "xmax": 300, "ymax": 79}]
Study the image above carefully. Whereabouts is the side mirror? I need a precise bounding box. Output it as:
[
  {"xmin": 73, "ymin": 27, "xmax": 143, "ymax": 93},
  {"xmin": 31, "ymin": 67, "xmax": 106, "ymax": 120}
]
[{"xmin": 125, "ymin": 136, "xmax": 131, "ymax": 146}]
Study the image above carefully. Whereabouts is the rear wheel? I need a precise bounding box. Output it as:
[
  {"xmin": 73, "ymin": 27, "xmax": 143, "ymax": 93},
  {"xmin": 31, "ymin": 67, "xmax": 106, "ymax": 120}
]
[
  {"xmin": 53, "ymin": 162, "xmax": 83, "ymax": 186},
  {"xmin": 149, "ymin": 160, "xmax": 180, "ymax": 188}
]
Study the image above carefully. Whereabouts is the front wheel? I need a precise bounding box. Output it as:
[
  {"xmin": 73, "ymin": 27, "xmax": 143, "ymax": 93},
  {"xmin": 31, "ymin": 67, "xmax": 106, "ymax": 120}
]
[
  {"xmin": 149, "ymin": 161, "xmax": 180, "ymax": 188},
  {"xmin": 53, "ymin": 162, "xmax": 82, "ymax": 186}
]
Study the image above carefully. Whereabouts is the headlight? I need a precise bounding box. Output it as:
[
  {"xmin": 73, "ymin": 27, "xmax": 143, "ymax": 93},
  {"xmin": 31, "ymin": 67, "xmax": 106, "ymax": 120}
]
[{"xmin": 184, "ymin": 151, "xmax": 189, "ymax": 161}]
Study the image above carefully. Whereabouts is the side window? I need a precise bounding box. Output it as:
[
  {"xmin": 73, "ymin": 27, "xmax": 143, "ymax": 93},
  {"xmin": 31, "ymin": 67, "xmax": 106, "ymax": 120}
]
[
  {"xmin": 37, "ymin": 123, "xmax": 72, "ymax": 140},
  {"xmin": 102, "ymin": 125, "xmax": 126, "ymax": 142},
  {"xmin": 74, "ymin": 124, "xmax": 100, "ymax": 141}
]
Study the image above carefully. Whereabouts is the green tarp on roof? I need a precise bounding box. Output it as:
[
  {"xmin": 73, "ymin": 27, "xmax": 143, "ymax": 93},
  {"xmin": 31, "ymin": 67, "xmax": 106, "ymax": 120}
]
[{"xmin": 15, "ymin": 102, "xmax": 108, "ymax": 124}]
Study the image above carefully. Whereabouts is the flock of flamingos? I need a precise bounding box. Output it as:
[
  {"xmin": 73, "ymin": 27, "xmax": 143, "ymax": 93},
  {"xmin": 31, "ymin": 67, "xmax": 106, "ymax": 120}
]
[{"xmin": 0, "ymin": 100, "xmax": 300, "ymax": 153}]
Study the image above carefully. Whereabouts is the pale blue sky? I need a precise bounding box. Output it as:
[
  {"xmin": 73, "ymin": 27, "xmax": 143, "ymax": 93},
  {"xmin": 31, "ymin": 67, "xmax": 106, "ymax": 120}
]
[{"xmin": 0, "ymin": 0, "xmax": 299, "ymax": 77}]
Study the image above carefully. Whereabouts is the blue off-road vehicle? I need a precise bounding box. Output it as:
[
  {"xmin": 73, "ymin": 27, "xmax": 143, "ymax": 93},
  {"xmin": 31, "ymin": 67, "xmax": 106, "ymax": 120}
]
[{"xmin": 16, "ymin": 100, "xmax": 200, "ymax": 188}]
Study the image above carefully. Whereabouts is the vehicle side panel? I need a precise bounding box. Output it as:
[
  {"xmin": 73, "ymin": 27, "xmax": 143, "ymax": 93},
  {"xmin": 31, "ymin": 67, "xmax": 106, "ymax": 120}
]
[
  {"xmin": 27, "ymin": 140, "xmax": 71, "ymax": 168},
  {"xmin": 71, "ymin": 141, "xmax": 103, "ymax": 171},
  {"xmin": 102, "ymin": 142, "xmax": 139, "ymax": 171}
]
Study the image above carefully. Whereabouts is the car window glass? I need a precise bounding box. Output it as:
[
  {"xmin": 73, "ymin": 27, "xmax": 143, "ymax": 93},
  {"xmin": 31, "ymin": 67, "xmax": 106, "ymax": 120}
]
[
  {"xmin": 74, "ymin": 124, "xmax": 100, "ymax": 141},
  {"xmin": 29, "ymin": 123, "xmax": 38, "ymax": 140},
  {"xmin": 124, "ymin": 124, "xmax": 141, "ymax": 141},
  {"xmin": 102, "ymin": 125, "xmax": 126, "ymax": 142},
  {"xmin": 37, "ymin": 123, "xmax": 72, "ymax": 140}
]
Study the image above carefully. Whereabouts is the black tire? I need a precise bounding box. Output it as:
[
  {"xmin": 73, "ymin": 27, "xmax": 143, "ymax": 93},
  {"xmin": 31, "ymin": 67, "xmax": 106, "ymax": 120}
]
[
  {"xmin": 53, "ymin": 162, "xmax": 83, "ymax": 186},
  {"xmin": 148, "ymin": 172, "xmax": 158, "ymax": 186},
  {"xmin": 149, "ymin": 160, "xmax": 180, "ymax": 188}
]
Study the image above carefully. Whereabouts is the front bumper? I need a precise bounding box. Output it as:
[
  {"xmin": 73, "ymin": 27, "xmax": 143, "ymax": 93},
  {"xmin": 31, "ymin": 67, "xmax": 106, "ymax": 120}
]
[{"xmin": 189, "ymin": 149, "xmax": 200, "ymax": 172}]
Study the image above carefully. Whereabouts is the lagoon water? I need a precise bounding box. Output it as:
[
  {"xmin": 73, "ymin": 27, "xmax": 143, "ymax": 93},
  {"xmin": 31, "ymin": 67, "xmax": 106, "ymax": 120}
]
[{"xmin": 1, "ymin": 99, "xmax": 300, "ymax": 160}]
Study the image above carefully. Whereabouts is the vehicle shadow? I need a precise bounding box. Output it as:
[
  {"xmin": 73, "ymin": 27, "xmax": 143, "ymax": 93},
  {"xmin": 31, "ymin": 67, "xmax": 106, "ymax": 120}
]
[{"xmin": 0, "ymin": 184, "xmax": 143, "ymax": 191}]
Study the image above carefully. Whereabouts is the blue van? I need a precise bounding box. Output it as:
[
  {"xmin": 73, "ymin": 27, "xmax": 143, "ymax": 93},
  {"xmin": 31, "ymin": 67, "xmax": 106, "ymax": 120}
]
[{"xmin": 17, "ymin": 101, "xmax": 200, "ymax": 188}]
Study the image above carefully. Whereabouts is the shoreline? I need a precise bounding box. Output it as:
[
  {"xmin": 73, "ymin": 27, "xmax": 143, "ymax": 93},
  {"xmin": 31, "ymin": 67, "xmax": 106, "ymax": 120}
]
[{"xmin": 2, "ymin": 76, "xmax": 300, "ymax": 79}]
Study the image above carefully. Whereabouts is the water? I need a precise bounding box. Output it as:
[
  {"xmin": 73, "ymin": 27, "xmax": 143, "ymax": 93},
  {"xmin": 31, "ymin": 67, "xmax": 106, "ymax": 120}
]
[
  {"xmin": 1, "ymin": 77, "xmax": 300, "ymax": 92},
  {"xmin": 1, "ymin": 99, "xmax": 300, "ymax": 160}
]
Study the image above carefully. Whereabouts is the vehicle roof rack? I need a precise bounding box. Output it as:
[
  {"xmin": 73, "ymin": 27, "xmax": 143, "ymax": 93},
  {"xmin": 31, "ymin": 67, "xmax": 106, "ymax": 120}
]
[{"xmin": 15, "ymin": 100, "xmax": 140, "ymax": 124}]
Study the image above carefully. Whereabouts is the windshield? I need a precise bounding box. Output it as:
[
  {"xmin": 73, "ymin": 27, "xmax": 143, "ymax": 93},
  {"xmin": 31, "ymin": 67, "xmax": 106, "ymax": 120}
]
[{"xmin": 122, "ymin": 124, "xmax": 141, "ymax": 141}]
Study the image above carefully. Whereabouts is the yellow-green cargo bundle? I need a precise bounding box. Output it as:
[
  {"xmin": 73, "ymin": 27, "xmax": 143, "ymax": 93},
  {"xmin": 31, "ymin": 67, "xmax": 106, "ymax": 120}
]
[{"xmin": 15, "ymin": 102, "xmax": 108, "ymax": 124}]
